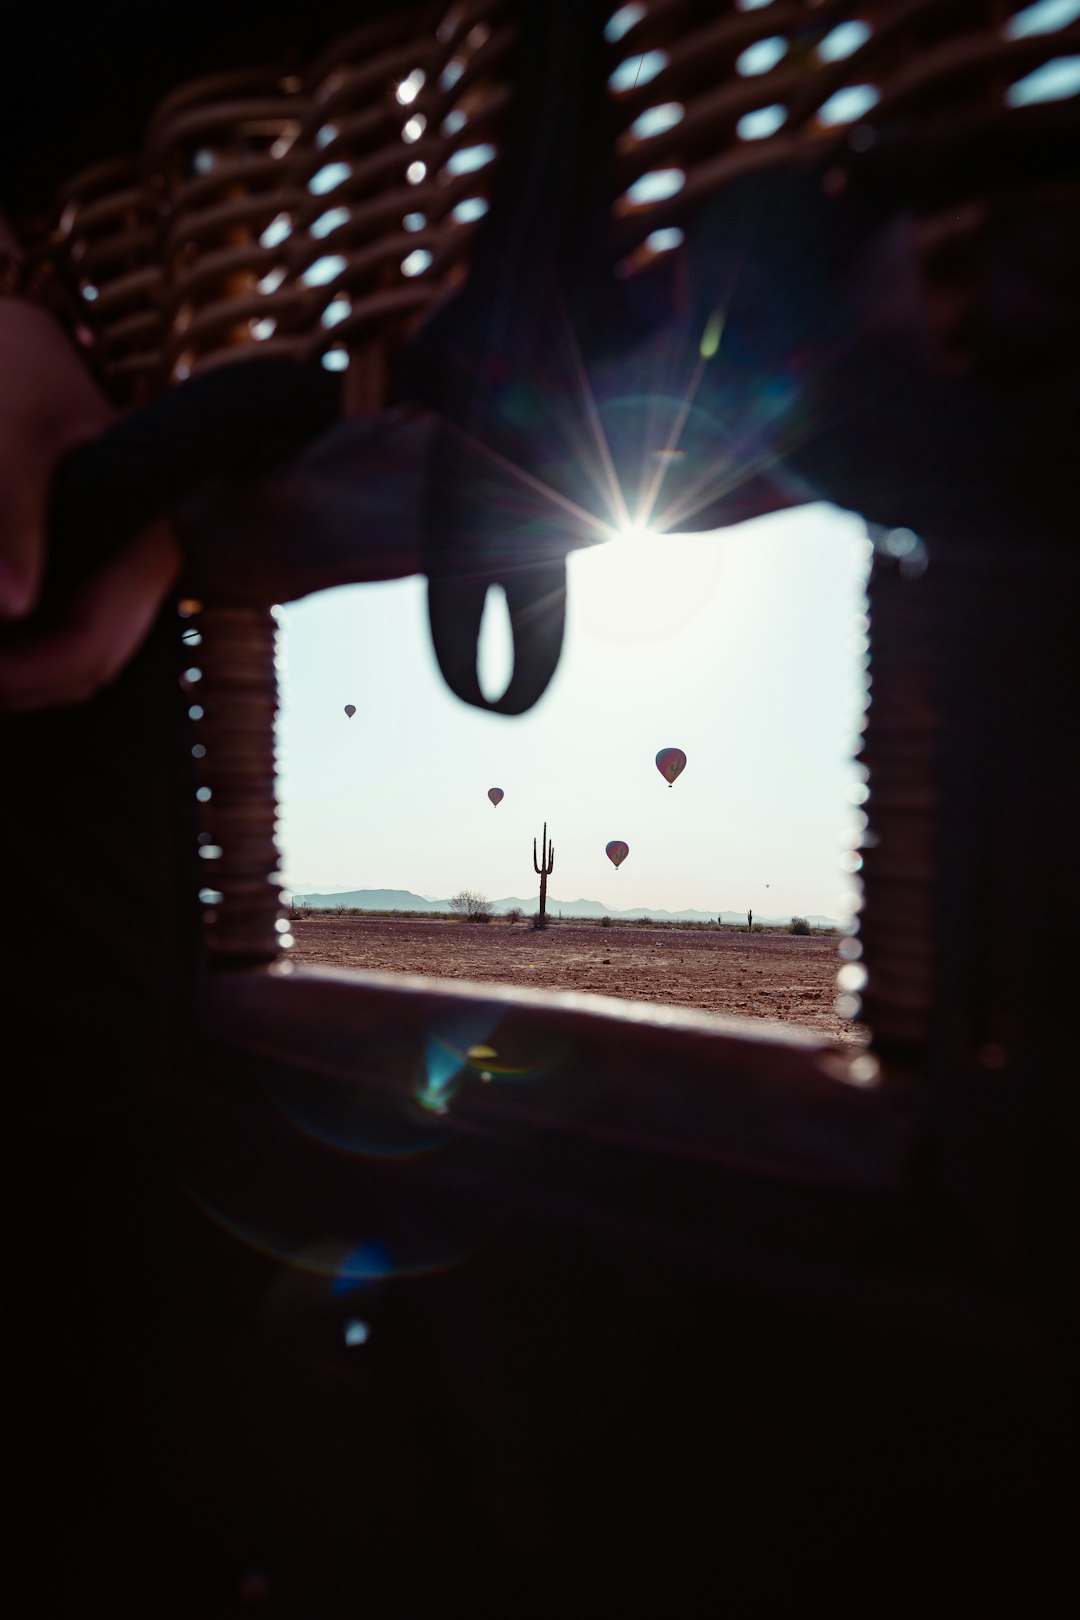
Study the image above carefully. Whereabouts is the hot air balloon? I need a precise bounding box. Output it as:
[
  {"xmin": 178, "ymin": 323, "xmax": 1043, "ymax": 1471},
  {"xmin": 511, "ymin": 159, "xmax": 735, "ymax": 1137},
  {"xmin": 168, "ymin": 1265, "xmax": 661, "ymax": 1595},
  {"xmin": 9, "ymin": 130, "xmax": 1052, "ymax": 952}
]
[
  {"xmin": 655, "ymin": 747, "xmax": 686, "ymax": 786},
  {"xmin": 605, "ymin": 840, "xmax": 629, "ymax": 870},
  {"xmin": 488, "ymin": 788, "xmax": 504, "ymax": 807},
  {"xmin": 344, "ymin": 704, "xmax": 356, "ymax": 718}
]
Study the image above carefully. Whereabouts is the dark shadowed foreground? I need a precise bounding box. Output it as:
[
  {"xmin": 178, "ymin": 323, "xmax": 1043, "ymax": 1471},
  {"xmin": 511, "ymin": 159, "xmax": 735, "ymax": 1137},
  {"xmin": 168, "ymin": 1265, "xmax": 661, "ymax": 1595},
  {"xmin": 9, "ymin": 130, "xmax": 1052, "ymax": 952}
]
[{"xmin": 288, "ymin": 917, "xmax": 864, "ymax": 1044}]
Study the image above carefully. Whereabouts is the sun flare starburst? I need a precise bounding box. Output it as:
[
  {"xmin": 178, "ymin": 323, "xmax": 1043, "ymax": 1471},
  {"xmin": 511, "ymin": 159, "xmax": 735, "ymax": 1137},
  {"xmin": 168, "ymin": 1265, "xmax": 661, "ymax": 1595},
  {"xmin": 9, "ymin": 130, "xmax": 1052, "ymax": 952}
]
[{"xmin": 612, "ymin": 518, "xmax": 661, "ymax": 544}]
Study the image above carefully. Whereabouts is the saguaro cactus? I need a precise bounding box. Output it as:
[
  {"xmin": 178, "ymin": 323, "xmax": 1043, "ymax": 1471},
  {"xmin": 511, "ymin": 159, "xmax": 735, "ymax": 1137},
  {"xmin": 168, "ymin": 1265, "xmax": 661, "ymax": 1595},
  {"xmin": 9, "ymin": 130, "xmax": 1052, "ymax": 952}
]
[{"xmin": 533, "ymin": 821, "xmax": 555, "ymax": 927}]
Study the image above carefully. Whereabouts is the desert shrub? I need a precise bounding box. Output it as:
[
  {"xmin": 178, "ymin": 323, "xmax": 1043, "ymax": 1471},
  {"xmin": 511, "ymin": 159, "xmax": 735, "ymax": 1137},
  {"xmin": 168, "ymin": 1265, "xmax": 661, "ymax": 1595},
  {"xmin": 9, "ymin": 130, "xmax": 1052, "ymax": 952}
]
[
  {"xmin": 530, "ymin": 911, "xmax": 547, "ymax": 930},
  {"xmin": 600, "ymin": 914, "xmax": 612, "ymax": 927},
  {"xmin": 789, "ymin": 916, "xmax": 812, "ymax": 936},
  {"xmin": 505, "ymin": 906, "xmax": 524, "ymax": 924},
  {"xmin": 450, "ymin": 890, "xmax": 494, "ymax": 922}
]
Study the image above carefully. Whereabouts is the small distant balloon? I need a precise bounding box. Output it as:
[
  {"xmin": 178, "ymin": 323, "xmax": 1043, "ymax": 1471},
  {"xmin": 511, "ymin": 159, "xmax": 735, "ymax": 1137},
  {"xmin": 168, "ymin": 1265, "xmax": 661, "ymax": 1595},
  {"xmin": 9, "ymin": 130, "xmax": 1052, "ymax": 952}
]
[
  {"xmin": 655, "ymin": 747, "xmax": 687, "ymax": 787},
  {"xmin": 344, "ymin": 704, "xmax": 356, "ymax": 718},
  {"xmin": 487, "ymin": 788, "xmax": 504, "ymax": 807},
  {"xmin": 605, "ymin": 840, "xmax": 629, "ymax": 870}
]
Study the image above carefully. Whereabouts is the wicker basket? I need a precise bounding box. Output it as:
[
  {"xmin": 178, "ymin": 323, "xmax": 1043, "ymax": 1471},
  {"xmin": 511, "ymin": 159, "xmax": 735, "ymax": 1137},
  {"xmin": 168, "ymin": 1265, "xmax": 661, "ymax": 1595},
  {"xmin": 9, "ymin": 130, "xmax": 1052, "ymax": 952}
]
[{"xmin": 20, "ymin": 0, "xmax": 1080, "ymax": 1055}]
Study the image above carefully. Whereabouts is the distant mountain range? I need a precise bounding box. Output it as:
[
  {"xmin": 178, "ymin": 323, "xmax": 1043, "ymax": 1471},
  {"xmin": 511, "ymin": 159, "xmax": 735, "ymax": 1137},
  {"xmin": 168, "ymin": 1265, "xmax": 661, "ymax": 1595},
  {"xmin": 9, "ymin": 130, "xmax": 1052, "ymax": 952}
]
[{"xmin": 288, "ymin": 887, "xmax": 838, "ymax": 927}]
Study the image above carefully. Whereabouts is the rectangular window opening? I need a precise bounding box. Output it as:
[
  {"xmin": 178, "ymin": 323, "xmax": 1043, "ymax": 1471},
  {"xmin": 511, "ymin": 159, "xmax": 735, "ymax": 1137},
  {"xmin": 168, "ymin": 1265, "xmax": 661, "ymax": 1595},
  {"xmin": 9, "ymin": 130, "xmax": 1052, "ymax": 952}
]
[{"xmin": 276, "ymin": 505, "xmax": 870, "ymax": 1049}]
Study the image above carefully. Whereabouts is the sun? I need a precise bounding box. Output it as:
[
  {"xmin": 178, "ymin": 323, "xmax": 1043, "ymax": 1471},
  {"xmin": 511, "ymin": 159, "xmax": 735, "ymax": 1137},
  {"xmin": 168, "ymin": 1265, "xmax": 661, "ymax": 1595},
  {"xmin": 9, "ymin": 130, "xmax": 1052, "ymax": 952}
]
[{"xmin": 612, "ymin": 517, "xmax": 660, "ymax": 544}]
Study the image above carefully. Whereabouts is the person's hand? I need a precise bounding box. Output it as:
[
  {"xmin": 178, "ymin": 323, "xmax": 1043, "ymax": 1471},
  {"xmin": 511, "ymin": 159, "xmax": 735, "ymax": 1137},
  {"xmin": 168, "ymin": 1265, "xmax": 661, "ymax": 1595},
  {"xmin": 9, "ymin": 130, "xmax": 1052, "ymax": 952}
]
[{"xmin": 0, "ymin": 279, "xmax": 181, "ymax": 713}]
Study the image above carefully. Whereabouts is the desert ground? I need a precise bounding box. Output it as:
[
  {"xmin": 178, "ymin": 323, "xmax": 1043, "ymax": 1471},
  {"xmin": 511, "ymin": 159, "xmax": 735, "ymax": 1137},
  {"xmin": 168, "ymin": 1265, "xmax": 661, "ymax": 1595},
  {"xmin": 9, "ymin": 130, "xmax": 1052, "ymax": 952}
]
[{"xmin": 288, "ymin": 916, "xmax": 865, "ymax": 1045}]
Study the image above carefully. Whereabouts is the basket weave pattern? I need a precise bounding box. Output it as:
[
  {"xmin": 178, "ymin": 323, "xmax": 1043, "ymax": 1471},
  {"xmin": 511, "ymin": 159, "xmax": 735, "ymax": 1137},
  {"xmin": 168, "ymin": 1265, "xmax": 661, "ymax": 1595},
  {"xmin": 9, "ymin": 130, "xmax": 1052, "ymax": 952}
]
[
  {"xmin": 35, "ymin": 1, "xmax": 1074, "ymax": 402},
  {"xmin": 42, "ymin": 4, "xmax": 514, "ymax": 404}
]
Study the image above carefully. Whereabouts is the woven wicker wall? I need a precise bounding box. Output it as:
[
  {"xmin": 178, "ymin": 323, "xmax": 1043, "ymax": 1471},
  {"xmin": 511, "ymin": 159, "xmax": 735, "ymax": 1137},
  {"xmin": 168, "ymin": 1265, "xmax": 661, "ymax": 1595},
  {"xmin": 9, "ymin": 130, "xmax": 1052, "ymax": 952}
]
[
  {"xmin": 36, "ymin": 1, "xmax": 1075, "ymax": 402},
  {"xmin": 41, "ymin": 5, "xmax": 513, "ymax": 403}
]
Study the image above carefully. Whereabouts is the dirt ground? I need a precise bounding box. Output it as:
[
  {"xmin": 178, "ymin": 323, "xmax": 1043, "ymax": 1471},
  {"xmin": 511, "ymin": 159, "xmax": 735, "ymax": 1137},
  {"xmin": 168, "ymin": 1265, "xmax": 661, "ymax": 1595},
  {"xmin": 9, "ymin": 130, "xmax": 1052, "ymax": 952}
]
[{"xmin": 288, "ymin": 916, "xmax": 865, "ymax": 1045}]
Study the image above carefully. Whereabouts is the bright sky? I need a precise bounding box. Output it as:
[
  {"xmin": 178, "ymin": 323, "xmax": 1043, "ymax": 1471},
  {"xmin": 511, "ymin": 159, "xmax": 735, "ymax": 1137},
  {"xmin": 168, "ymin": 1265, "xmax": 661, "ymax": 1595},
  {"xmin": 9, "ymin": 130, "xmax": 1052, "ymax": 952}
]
[{"xmin": 277, "ymin": 502, "xmax": 869, "ymax": 919}]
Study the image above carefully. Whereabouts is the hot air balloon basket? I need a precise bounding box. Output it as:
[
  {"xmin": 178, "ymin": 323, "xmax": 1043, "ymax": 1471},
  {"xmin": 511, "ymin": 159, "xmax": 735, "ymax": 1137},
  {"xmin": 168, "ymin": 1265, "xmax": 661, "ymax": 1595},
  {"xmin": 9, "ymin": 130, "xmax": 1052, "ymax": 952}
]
[{"xmin": 15, "ymin": 0, "xmax": 1077, "ymax": 1013}]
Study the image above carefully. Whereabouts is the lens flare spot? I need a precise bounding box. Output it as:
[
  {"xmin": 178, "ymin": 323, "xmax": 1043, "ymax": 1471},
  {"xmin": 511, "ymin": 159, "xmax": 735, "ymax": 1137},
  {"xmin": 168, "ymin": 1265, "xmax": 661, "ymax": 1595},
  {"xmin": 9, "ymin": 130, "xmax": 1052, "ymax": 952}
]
[
  {"xmin": 331, "ymin": 1240, "xmax": 393, "ymax": 1297},
  {"xmin": 700, "ymin": 312, "xmax": 724, "ymax": 358}
]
